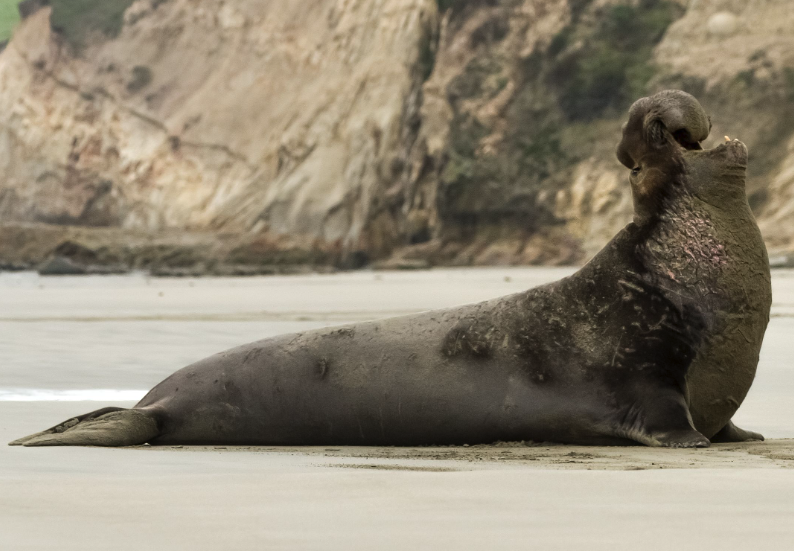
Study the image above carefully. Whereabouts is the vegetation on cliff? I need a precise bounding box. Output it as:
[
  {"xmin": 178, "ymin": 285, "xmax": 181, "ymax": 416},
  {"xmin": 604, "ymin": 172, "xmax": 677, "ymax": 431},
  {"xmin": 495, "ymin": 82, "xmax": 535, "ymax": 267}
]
[
  {"xmin": 2, "ymin": 0, "xmax": 794, "ymax": 273},
  {"xmin": 549, "ymin": 0, "xmax": 681, "ymax": 120},
  {"xmin": 49, "ymin": 0, "xmax": 135, "ymax": 50},
  {"xmin": 0, "ymin": 0, "xmax": 137, "ymax": 47},
  {"xmin": 438, "ymin": 0, "xmax": 683, "ymax": 248},
  {"xmin": 0, "ymin": 0, "xmax": 20, "ymax": 41}
]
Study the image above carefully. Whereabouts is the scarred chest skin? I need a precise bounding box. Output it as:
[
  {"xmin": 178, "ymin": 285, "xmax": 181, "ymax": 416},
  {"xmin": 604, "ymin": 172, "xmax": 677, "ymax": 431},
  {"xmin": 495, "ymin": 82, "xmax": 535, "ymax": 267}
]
[{"xmin": 614, "ymin": 91, "xmax": 772, "ymax": 442}]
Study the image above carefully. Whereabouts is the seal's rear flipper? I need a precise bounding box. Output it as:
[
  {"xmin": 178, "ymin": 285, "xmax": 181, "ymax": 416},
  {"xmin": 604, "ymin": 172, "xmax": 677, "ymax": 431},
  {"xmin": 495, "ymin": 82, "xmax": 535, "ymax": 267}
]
[
  {"xmin": 711, "ymin": 420, "xmax": 764, "ymax": 443},
  {"xmin": 8, "ymin": 408, "xmax": 160, "ymax": 447}
]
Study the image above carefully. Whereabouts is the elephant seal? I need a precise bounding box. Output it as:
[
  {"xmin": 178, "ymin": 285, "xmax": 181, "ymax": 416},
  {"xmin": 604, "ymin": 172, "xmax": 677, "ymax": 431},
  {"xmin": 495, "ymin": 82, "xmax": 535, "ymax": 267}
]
[{"xmin": 11, "ymin": 90, "xmax": 771, "ymax": 448}]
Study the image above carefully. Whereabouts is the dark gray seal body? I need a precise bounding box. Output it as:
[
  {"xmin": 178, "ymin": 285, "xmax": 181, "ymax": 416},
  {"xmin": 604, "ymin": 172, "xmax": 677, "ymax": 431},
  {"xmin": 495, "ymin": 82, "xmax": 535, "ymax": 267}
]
[{"xmin": 11, "ymin": 91, "xmax": 771, "ymax": 448}]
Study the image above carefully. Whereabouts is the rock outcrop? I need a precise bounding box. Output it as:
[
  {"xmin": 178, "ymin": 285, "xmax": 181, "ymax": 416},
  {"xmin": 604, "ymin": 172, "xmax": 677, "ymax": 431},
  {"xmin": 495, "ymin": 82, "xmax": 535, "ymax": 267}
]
[
  {"xmin": 0, "ymin": 0, "xmax": 438, "ymax": 270},
  {"xmin": 0, "ymin": 0, "xmax": 793, "ymax": 272}
]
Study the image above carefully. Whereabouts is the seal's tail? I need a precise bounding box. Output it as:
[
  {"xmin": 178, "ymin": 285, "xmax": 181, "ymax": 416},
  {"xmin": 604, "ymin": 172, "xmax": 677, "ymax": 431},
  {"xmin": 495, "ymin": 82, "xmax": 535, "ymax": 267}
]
[{"xmin": 8, "ymin": 407, "xmax": 161, "ymax": 447}]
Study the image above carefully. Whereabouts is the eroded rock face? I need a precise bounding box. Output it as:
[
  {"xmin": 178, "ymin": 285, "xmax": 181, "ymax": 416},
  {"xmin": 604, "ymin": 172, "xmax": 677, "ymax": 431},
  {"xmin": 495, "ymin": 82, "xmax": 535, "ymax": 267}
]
[
  {"xmin": 403, "ymin": 0, "xmax": 684, "ymax": 263},
  {"xmin": 1, "ymin": 0, "xmax": 794, "ymax": 271},
  {"xmin": 0, "ymin": 0, "xmax": 438, "ymax": 264}
]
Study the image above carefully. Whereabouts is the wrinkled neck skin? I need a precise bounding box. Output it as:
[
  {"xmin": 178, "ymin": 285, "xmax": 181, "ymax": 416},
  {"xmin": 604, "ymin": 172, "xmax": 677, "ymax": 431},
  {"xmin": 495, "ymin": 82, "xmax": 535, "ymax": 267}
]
[{"xmin": 631, "ymin": 139, "xmax": 752, "ymax": 301}]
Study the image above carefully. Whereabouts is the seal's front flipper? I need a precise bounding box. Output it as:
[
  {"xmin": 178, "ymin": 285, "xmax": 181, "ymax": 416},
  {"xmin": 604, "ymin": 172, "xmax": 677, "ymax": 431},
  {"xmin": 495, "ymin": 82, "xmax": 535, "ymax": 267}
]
[
  {"xmin": 711, "ymin": 420, "xmax": 764, "ymax": 443},
  {"xmin": 652, "ymin": 428, "xmax": 710, "ymax": 448},
  {"xmin": 8, "ymin": 408, "xmax": 160, "ymax": 447},
  {"xmin": 616, "ymin": 394, "xmax": 710, "ymax": 448}
]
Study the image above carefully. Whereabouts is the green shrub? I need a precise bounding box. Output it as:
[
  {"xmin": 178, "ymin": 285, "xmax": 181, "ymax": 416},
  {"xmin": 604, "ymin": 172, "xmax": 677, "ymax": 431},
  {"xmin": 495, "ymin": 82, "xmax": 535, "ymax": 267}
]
[
  {"xmin": 446, "ymin": 113, "xmax": 488, "ymax": 158},
  {"xmin": 0, "ymin": 0, "xmax": 21, "ymax": 42},
  {"xmin": 50, "ymin": 0, "xmax": 135, "ymax": 50},
  {"xmin": 126, "ymin": 65, "xmax": 152, "ymax": 93},
  {"xmin": 549, "ymin": 0, "xmax": 682, "ymax": 121},
  {"xmin": 436, "ymin": 0, "xmax": 472, "ymax": 12},
  {"xmin": 446, "ymin": 56, "xmax": 503, "ymax": 103},
  {"xmin": 436, "ymin": 0, "xmax": 507, "ymax": 15},
  {"xmin": 418, "ymin": 31, "xmax": 437, "ymax": 81}
]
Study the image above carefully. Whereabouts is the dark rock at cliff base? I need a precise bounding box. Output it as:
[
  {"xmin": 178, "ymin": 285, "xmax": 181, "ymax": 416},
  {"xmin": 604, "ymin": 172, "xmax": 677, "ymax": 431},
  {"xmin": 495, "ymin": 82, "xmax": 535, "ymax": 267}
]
[
  {"xmin": 147, "ymin": 263, "xmax": 331, "ymax": 278},
  {"xmin": 207, "ymin": 264, "xmax": 299, "ymax": 277},
  {"xmin": 372, "ymin": 259, "xmax": 431, "ymax": 271},
  {"xmin": 0, "ymin": 261, "xmax": 30, "ymax": 272},
  {"xmin": 51, "ymin": 241, "xmax": 99, "ymax": 264},
  {"xmin": 38, "ymin": 256, "xmax": 86, "ymax": 275},
  {"xmin": 38, "ymin": 256, "xmax": 130, "ymax": 275}
]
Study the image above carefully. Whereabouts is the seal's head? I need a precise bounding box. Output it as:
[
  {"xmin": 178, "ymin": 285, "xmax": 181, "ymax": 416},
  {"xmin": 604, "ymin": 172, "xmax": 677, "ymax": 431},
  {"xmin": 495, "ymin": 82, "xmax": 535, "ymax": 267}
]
[{"xmin": 617, "ymin": 90, "xmax": 748, "ymax": 222}]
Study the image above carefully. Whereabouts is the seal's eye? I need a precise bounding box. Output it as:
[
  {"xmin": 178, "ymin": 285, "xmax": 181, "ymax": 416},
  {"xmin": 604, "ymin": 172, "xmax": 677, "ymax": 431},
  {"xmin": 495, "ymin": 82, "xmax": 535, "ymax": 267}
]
[{"xmin": 631, "ymin": 167, "xmax": 641, "ymax": 177}]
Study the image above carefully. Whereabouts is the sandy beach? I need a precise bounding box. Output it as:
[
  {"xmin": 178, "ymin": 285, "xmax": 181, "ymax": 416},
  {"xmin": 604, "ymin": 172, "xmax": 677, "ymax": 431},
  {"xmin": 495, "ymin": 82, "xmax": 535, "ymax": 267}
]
[{"xmin": 2, "ymin": 268, "xmax": 794, "ymax": 549}]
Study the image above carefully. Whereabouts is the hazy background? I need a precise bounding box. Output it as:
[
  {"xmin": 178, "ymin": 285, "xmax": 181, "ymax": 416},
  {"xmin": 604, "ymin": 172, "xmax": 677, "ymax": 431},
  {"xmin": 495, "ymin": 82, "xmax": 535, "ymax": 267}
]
[{"xmin": 0, "ymin": 0, "xmax": 793, "ymax": 275}]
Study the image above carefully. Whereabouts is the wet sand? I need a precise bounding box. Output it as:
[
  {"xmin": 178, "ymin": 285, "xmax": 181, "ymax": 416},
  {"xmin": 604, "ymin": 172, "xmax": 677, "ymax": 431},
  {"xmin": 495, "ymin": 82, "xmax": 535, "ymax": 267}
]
[{"xmin": 2, "ymin": 268, "xmax": 794, "ymax": 549}]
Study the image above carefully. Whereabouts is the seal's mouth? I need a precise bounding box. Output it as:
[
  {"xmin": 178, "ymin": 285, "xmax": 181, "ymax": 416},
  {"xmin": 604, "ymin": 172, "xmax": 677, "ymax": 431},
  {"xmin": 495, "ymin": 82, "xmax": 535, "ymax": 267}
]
[
  {"xmin": 672, "ymin": 129, "xmax": 703, "ymax": 151},
  {"xmin": 681, "ymin": 134, "xmax": 748, "ymax": 168}
]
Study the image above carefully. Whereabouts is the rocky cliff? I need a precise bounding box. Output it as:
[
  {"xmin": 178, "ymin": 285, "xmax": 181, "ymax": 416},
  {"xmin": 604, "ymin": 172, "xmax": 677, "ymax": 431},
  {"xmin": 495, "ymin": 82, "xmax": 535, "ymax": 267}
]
[{"xmin": 0, "ymin": 0, "xmax": 793, "ymax": 273}]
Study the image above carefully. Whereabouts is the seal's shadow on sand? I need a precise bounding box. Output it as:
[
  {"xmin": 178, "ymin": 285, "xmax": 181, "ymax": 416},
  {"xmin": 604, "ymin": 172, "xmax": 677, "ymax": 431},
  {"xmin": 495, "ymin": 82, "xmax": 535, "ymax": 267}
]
[{"xmin": 124, "ymin": 440, "xmax": 794, "ymax": 471}]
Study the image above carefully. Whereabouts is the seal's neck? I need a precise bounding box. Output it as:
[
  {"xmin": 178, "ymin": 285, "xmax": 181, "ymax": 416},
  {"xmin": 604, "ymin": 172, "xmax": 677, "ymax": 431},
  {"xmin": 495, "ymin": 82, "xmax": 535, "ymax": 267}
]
[{"xmin": 637, "ymin": 194, "xmax": 726, "ymax": 294}]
